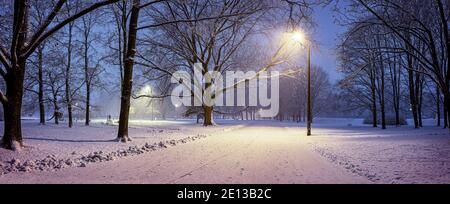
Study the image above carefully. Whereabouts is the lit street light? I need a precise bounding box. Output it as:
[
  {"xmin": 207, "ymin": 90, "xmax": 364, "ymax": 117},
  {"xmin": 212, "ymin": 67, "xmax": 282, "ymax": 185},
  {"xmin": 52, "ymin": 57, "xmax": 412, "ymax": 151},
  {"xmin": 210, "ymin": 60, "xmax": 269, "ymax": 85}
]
[
  {"xmin": 291, "ymin": 32, "xmax": 306, "ymax": 44},
  {"xmin": 291, "ymin": 31, "xmax": 312, "ymax": 136}
]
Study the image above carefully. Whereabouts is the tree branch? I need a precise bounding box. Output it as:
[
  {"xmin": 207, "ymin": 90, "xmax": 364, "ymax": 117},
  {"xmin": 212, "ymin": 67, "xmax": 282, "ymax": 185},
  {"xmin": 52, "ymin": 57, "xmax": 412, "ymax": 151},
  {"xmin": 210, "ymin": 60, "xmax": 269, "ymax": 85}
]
[
  {"xmin": 132, "ymin": 94, "xmax": 173, "ymax": 99},
  {"xmin": 23, "ymin": 0, "xmax": 119, "ymax": 58},
  {"xmin": 0, "ymin": 90, "xmax": 8, "ymax": 104},
  {"xmin": 137, "ymin": 11, "xmax": 261, "ymax": 30},
  {"xmin": 27, "ymin": 0, "xmax": 66, "ymax": 53},
  {"xmin": 139, "ymin": 0, "xmax": 166, "ymax": 9},
  {"xmin": 0, "ymin": 50, "xmax": 10, "ymax": 70}
]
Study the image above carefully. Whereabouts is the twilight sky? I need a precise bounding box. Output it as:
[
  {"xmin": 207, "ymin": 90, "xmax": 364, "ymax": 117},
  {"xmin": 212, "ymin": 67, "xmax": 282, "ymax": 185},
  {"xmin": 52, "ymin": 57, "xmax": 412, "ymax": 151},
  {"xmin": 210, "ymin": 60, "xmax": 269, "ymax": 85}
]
[{"xmin": 310, "ymin": 4, "xmax": 346, "ymax": 82}]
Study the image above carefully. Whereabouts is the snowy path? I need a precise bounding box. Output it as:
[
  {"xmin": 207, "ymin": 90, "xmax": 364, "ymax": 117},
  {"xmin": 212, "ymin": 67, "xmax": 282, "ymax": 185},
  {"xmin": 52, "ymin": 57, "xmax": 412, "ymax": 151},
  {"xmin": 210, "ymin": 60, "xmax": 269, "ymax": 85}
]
[{"xmin": 0, "ymin": 124, "xmax": 369, "ymax": 184}]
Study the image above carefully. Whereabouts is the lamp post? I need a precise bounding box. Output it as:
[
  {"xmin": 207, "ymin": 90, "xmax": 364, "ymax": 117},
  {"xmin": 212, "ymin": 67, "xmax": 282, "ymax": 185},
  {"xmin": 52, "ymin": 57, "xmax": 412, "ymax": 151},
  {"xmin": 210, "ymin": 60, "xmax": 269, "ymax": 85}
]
[
  {"xmin": 306, "ymin": 45, "xmax": 311, "ymax": 136},
  {"xmin": 290, "ymin": 31, "xmax": 312, "ymax": 136}
]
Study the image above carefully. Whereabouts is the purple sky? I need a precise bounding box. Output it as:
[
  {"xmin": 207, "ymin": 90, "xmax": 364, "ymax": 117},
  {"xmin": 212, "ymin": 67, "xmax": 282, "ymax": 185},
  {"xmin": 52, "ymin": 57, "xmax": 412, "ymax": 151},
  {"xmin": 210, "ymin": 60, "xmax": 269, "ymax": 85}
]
[{"xmin": 310, "ymin": 4, "xmax": 345, "ymax": 82}]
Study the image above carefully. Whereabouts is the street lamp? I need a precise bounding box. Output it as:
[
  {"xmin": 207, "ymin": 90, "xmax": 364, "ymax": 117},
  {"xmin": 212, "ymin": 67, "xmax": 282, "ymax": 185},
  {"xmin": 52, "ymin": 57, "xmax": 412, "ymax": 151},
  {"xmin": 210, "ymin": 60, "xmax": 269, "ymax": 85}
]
[
  {"xmin": 290, "ymin": 31, "xmax": 312, "ymax": 136},
  {"xmin": 291, "ymin": 32, "xmax": 306, "ymax": 44}
]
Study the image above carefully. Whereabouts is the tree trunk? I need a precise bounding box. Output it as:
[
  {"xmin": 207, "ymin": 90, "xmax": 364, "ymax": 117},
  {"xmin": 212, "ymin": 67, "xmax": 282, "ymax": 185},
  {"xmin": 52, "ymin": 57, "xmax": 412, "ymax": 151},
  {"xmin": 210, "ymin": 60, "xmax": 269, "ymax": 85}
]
[
  {"xmin": 445, "ymin": 94, "xmax": 450, "ymax": 130},
  {"xmin": 117, "ymin": 0, "xmax": 140, "ymax": 142},
  {"xmin": 436, "ymin": 87, "xmax": 441, "ymax": 126},
  {"xmin": 203, "ymin": 67, "xmax": 214, "ymax": 126},
  {"xmin": 380, "ymin": 74, "xmax": 386, "ymax": 129},
  {"xmin": 85, "ymin": 82, "xmax": 90, "ymax": 126},
  {"xmin": 377, "ymin": 38, "xmax": 386, "ymax": 129},
  {"xmin": 83, "ymin": 27, "xmax": 91, "ymax": 126},
  {"xmin": 1, "ymin": 0, "xmax": 28, "ymax": 150},
  {"xmin": 416, "ymin": 73, "xmax": 423, "ymax": 127},
  {"xmin": 53, "ymin": 96, "xmax": 59, "ymax": 125},
  {"xmin": 407, "ymin": 56, "xmax": 419, "ymax": 128},
  {"xmin": 203, "ymin": 106, "xmax": 214, "ymax": 126},
  {"xmin": 37, "ymin": 46, "xmax": 45, "ymax": 125},
  {"xmin": 371, "ymin": 81, "xmax": 377, "ymax": 128},
  {"xmin": 121, "ymin": 0, "xmax": 127, "ymax": 85},
  {"xmin": 437, "ymin": 1, "xmax": 450, "ymax": 129},
  {"xmin": 65, "ymin": 24, "xmax": 74, "ymax": 128},
  {"xmin": 389, "ymin": 55, "xmax": 401, "ymax": 127},
  {"xmin": 2, "ymin": 61, "xmax": 26, "ymax": 150},
  {"xmin": 408, "ymin": 74, "xmax": 419, "ymax": 128}
]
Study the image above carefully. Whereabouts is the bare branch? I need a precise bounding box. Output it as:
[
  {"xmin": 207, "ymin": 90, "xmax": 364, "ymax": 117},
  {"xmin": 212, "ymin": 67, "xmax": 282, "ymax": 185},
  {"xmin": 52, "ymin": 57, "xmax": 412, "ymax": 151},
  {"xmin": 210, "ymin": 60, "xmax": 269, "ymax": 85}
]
[
  {"xmin": 23, "ymin": 0, "xmax": 120, "ymax": 58},
  {"xmin": 139, "ymin": 0, "xmax": 166, "ymax": 9},
  {"xmin": 0, "ymin": 89, "xmax": 7, "ymax": 104},
  {"xmin": 27, "ymin": 0, "xmax": 66, "ymax": 52},
  {"xmin": 137, "ymin": 11, "xmax": 262, "ymax": 30}
]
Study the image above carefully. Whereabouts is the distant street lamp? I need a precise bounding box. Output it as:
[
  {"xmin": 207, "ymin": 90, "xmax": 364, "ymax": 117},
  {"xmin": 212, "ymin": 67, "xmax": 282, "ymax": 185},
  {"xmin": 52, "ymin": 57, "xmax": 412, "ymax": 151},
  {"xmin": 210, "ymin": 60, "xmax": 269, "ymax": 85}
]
[{"xmin": 290, "ymin": 31, "xmax": 312, "ymax": 136}]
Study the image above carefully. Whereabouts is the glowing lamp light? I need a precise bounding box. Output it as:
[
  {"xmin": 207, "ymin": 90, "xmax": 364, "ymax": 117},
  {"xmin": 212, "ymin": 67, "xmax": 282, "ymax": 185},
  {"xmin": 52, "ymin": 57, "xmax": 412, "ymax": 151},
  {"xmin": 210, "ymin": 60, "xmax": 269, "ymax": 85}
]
[
  {"xmin": 141, "ymin": 85, "xmax": 152, "ymax": 95},
  {"xmin": 291, "ymin": 31, "xmax": 306, "ymax": 44}
]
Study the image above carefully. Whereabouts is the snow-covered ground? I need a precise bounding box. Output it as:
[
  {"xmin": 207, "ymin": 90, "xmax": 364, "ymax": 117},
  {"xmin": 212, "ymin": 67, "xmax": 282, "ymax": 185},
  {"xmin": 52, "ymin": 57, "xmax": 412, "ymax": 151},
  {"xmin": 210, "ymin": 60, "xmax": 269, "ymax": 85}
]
[
  {"xmin": 303, "ymin": 125, "xmax": 450, "ymax": 183},
  {"xmin": 0, "ymin": 118, "xmax": 449, "ymax": 183},
  {"xmin": 0, "ymin": 119, "xmax": 241, "ymax": 174}
]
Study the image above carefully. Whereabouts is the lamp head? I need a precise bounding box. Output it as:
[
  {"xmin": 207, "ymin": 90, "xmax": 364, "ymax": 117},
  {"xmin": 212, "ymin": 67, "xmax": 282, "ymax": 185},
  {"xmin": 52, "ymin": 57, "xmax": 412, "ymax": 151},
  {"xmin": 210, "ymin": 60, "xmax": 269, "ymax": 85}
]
[{"xmin": 291, "ymin": 31, "xmax": 306, "ymax": 44}]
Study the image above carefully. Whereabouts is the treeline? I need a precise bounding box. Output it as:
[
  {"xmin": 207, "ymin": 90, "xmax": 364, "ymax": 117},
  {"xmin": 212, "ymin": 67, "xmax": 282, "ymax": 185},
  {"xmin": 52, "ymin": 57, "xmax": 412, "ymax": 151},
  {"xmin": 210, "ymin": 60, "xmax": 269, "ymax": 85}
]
[
  {"xmin": 277, "ymin": 65, "xmax": 333, "ymax": 122},
  {"xmin": 337, "ymin": 0, "xmax": 449, "ymax": 129}
]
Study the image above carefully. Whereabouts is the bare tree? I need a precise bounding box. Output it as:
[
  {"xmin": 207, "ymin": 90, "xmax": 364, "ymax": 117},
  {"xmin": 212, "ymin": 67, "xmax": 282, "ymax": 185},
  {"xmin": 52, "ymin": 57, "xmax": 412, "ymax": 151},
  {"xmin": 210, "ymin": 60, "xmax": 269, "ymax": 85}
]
[
  {"xmin": 338, "ymin": 22, "xmax": 381, "ymax": 127},
  {"xmin": 117, "ymin": 0, "xmax": 141, "ymax": 142},
  {"xmin": 0, "ymin": 0, "xmax": 119, "ymax": 150},
  {"xmin": 78, "ymin": 5, "xmax": 103, "ymax": 126},
  {"xmin": 110, "ymin": 0, "xmax": 130, "ymax": 86},
  {"xmin": 61, "ymin": 0, "xmax": 79, "ymax": 128},
  {"xmin": 354, "ymin": 0, "xmax": 449, "ymax": 128},
  {"xmin": 25, "ymin": 0, "xmax": 51, "ymax": 125},
  {"xmin": 278, "ymin": 65, "xmax": 332, "ymax": 122}
]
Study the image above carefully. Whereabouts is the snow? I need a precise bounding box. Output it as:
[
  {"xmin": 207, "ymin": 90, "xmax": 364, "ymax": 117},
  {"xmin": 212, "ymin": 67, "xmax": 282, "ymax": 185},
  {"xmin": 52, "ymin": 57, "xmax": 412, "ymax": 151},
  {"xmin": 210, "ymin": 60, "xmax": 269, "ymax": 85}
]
[
  {"xmin": 0, "ymin": 118, "xmax": 449, "ymax": 183},
  {"xmin": 0, "ymin": 119, "xmax": 239, "ymax": 173},
  {"xmin": 304, "ymin": 125, "xmax": 450, "ymax": 183}
]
